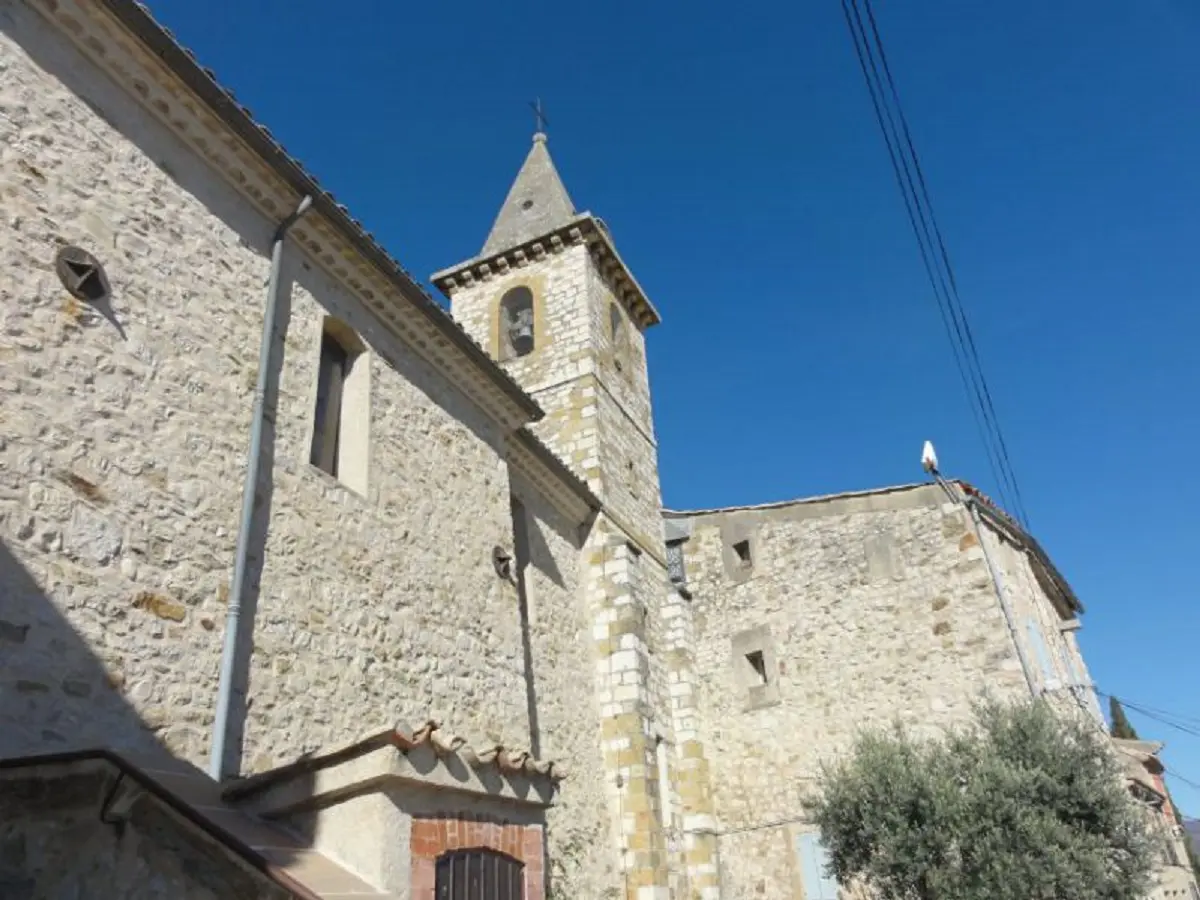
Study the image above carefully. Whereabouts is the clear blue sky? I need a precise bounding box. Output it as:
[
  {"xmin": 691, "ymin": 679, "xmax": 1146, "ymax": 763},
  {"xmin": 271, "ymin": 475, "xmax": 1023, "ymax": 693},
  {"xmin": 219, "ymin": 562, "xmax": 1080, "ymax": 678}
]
[{"xmin": 145, "ymin": 0, "xmax": 1200, "ymax": 812}]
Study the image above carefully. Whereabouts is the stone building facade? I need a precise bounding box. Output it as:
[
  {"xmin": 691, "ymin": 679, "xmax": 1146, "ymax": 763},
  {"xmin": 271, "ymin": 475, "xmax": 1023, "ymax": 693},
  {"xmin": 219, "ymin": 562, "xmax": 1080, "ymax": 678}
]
[
  {"xmin": 661, "ymin": 482, "xmax": 1104, "ymax": 898},
  {"xmin": 1116, "ymin": 740, "xmax": 1200, "ymax": 900},
  {"xmin": 0, "ymin": 2, "xmax": 1139, "ymax": 899}
]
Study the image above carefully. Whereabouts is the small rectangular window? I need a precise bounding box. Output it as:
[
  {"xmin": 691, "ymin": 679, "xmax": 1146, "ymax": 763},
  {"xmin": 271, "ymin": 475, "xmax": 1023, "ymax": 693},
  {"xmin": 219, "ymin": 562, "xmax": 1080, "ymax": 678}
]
[
  {"xmin": 309, "ymin": 321, "xmax": 369, "ymax": 494},
  {"xmin": 745, "ymin": 650, "xmax": 768, "ymax": 685},
  {"xmin": 311, "ymin": 332, "xmax": 349, "ymax": 477},
  {"xmin": 733, "ymin": 627, "xmax": 779, "ymax": 709},
  {"xmin": 733, "ymin": 539, "xmax": 752, "ymax": 568}
]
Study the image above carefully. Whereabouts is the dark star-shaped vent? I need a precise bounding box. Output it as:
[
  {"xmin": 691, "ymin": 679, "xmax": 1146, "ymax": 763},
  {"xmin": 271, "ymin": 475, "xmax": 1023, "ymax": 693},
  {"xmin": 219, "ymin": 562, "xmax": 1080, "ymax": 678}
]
[{"xmin": 55, "ymin": 246, "xmax": 109, "ymax": 302}]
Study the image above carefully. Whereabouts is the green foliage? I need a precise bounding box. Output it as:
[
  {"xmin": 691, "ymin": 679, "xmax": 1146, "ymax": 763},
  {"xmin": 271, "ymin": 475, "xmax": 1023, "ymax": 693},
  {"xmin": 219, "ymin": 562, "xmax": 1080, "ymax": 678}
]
[
  {"xmin": 806, "ymin": 699, "xmax": 1156, "ymax": 900},
  {"xmin": 1109, "ymin": 697, "xmax": 1140, "ymax": 740}
]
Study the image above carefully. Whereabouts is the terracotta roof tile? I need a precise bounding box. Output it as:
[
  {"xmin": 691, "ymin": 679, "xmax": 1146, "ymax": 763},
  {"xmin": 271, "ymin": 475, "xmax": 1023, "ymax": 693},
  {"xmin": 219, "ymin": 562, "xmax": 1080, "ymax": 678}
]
[{"xmin": 224, "ymin": 719, "xmax": 565, "ymax": 808}]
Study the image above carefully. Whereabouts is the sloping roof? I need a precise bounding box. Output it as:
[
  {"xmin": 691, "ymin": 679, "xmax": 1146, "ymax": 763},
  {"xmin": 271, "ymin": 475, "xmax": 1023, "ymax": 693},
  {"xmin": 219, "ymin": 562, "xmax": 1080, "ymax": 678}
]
[
  {"xmin": 0, "ymin": 749, "xmax": 394, "ymax": 898},
  {"xmin": 663, "ymin": 477, "xmax": 1086, "ymax": 615},
  {"xmin": 662, "ymin": 481, "xmax": 933, "ymax": 518},
  {"xmin": 434, "ymin": 211, "xmax": 663, "ymax": 329},
  {"xmin": 960, "ymin": 482, "xmax": 1085, "ymax": 615},
  {"xmin": 482, "ymin": 134, "xmax": 577, "ymax": 256},
  {"xmin": 60, "ymin": 0, "xmax": 541, "ymax": 428}
]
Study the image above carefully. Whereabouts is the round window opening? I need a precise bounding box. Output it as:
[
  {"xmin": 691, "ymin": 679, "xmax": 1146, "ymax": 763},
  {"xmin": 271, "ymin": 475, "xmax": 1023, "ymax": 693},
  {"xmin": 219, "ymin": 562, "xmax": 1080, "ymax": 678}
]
[
  {"xmin": 521, "ymin": 198, "xmax": 534, "ymax": 210},
  {"xmin": 55, "ymin": 245, "xmax": 110, "ymax": 303}
]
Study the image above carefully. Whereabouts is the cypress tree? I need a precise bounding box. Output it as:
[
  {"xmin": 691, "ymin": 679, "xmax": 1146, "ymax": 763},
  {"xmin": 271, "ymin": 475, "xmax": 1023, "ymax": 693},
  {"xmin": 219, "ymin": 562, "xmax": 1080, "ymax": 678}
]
[{"xmin": 1109, "ymin": 696, "xmax": 1140, "ymax": 740}]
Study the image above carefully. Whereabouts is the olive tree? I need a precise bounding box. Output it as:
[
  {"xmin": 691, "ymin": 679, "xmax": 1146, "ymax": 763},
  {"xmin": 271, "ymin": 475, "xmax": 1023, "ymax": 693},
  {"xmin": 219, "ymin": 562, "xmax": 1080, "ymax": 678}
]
[{"xmin": 805, "ymin": 699, "xmax": 1156, "ymax": 900}]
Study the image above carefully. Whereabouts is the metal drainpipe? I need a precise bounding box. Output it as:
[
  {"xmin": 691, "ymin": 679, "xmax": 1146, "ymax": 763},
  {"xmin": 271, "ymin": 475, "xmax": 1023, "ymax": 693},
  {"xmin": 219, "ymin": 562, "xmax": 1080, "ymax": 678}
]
[
  {"xmin": 931, "ymin": 474, "xmax": 1038, "ymax": 699},
  {"xmin": 711, "ymin": 828, "xmax": 728, "ymax": 899},
  {"xmin": 209, "ymin": 195, "xmax": 313, "ymax": 781},
  {"xmin": 963, "ymin": 496, "xmax": 1039, "ymax": 699}
]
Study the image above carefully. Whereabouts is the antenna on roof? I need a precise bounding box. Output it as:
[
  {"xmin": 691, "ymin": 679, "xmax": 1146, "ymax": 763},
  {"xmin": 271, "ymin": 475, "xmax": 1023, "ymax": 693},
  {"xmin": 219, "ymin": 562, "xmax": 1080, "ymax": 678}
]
[
  {"xmin": 921, "ymin": 440, "xmax": 939, "ymax": 475},
  {"xmin": 922, "ymin": 439, "xmax": 960, "ymax": 505}
]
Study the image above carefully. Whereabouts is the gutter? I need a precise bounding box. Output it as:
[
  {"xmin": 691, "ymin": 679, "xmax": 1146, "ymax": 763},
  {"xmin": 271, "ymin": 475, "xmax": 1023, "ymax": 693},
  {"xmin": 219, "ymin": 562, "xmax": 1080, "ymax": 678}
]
[
  {"xmin": 432, "ymin": 212, "xmax": 663, "ymax": 329},
  {"xmin": 210, "ymin": 195, "xmax": 312, "ymax": 781}
]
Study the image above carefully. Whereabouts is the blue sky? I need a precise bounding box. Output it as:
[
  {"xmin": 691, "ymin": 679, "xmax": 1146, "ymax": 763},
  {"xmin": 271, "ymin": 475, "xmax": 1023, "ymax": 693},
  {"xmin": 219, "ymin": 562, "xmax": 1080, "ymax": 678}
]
[{"xmin": 145, "ymin": 0, "xmax": 1200, "ymax": 811}]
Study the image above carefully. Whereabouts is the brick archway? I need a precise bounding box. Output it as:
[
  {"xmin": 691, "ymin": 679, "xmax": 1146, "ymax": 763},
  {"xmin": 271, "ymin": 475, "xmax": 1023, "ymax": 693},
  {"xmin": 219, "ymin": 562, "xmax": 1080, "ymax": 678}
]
[{"xmin": 410, "ymin": 815, "xmax": 544, "ymax": 900}]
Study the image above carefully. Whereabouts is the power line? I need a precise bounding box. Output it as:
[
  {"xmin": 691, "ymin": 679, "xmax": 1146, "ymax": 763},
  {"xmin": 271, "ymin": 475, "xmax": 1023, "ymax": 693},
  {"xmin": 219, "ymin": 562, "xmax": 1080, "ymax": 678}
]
[
  {"xmin": 838, "ymin": 0, "xmax": 1013, "ymax": 521},
  {"xmin": 1098, "ymin": 691, "xmax": 1200, "ymax": 739},
  {"xmin": 855, "ymin": 0, "xmax": 1031, "ymax": 528},
  {"xmin": 840, "ymin": 0, "xmax": 1032, "ymax": 528},
  {"xmin": 1059, "ymin": 689, "xmax": 1200, "ymax": 813},
  {"xmin": 1163, "ymin": 767, "xmax": 1200, "ymax": 794},
  {"xmin": 1121, "ymin": 698, "xmax": 1200, "ymax": 732},
  {"xmin": 1095, "ymin": 690, "xmax": 1200, "ymax": 802}
]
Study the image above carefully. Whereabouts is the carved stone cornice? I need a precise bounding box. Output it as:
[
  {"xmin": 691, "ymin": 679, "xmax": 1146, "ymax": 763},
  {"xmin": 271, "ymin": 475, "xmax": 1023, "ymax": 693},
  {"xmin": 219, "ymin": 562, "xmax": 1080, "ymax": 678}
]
[
  {"xmin": 432, "ymin": 213, "xmax": 663, "ymax": 330},
  {"xmin": 33, "ymin": 0, "xmax": 542, "ymax": 431},
  {"xmin": 507, "ymin": 428, "xmax": 599, "ymax": 527}
]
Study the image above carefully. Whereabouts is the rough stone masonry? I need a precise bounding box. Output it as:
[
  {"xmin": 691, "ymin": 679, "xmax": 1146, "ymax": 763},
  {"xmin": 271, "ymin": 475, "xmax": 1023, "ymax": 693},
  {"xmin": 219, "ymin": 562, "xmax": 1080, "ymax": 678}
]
[{"xmin": 0, "ymin": 2, "xmax": 1130, "ymax": 899}]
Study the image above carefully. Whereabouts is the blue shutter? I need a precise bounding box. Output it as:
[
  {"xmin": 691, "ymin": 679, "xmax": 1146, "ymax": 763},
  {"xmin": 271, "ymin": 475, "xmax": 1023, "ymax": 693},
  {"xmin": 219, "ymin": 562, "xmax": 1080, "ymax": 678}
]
[
  {"xmin": 1025, "ymin": 619, "xmax": 1059, "ymax": 689},
  {"xmin": 1058, "ymin": 639, "xmax": 1076, "ymax": 688},
  {"xmin": 1061, "ymin": 638, "xmax": 1105, "ymax": 723},
  {"xmin": 796, "ymin": 833, "xmax": 840, "ymax": 899}
]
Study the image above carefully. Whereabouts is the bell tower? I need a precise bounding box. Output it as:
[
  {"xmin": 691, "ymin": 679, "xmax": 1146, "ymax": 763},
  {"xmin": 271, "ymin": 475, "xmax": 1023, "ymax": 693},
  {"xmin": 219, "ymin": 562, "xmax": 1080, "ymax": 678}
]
[
  {"xmin": 433, "ymin": 131, "xmax": 716, "ymax": 900},
  {"xmin": 432, "ymin": 129, "xmax": 663, "ymax": 552}
]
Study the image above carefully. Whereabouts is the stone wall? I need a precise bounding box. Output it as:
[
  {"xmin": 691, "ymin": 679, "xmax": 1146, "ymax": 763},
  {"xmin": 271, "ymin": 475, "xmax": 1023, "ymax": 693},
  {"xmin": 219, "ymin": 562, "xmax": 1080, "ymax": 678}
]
[
  {"xmin": 976, "ymin": 521, "xmax": 1105, "ymax": 725},
  {"xmin": 594, "ymin": 384, "xmax": 662, "ymax": 557},
  {"xmin": 511, "ymin": 475, "xmax": 620, "ymax": 898},
  {"xmin": 448, "ymin": 247, "xmax": 601, "ymax": 501},
  {"xmin": 587, "ymin": 275, "xmax": 654, "ymax": 444},
  {"xmin": 449, "ymin": 245, "xmax": 593, "ymax": 399},
  {"xmin": 669, "ymin": 484, "xmax": 1093, "ymax": 899},
  {"xmin": 445, "ymin": 239, "xmax": 663, "ymax": 558},
  {"xmin": 0, "ymin": 3, "xmax": 532, "ymax": 776},
  {"xmin": 0, "ymin": 762, "xmax": 295, "ymax": 899},
  {"xmin": 584, "ymin": 260, "xmax": 661, "ymax": 561}
]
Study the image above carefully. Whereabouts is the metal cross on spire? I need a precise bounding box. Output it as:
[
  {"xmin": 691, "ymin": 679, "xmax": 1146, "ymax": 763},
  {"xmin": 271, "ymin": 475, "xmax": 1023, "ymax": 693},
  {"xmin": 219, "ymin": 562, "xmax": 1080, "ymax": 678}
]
[{"xmin": 529, "ymin": 98, "xmax": 549, "ymax": 137}]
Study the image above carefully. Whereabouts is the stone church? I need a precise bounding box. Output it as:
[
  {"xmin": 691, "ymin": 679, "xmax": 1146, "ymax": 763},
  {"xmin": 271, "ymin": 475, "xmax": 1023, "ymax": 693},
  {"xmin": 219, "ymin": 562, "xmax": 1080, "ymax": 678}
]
[{"xmin": 1, "ymin": 2, "xmax": 1190, "ymax": 899}]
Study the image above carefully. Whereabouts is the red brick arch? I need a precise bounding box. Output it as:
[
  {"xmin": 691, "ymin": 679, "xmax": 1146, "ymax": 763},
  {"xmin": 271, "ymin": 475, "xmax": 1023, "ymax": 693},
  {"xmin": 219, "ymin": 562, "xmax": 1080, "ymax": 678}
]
[{"xmin": 410, "ymin": 814, "xmax": 545, "ymax": 900}]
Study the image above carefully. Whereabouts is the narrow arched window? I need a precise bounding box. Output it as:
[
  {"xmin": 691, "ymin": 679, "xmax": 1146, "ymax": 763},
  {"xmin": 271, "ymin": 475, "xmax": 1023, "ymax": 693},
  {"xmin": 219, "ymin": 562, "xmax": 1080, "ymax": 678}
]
[
  {"xmin": 309, "ymin": 319, "xmax": 369, "ymax": 495},
  {"xmin": 499, "ymin": 287, "xmax": 535, "ymax": 360},
  {"xmin": 610, "ymin": 302, "xmax": 626, "ymax": 372}
]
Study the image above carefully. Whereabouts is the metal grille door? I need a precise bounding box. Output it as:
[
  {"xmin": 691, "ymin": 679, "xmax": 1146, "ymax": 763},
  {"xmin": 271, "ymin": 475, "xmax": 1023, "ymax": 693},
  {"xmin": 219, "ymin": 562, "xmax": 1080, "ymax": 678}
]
[{"xmin": 435, "ymin": 849, "xmax": 524, "ymax": 900}]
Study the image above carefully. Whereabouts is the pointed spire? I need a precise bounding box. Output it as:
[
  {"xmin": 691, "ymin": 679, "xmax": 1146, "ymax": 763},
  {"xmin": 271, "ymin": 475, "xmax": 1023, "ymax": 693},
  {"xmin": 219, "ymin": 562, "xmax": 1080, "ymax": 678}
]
[{"xmin": 481, "ymin": 133, "xmax": 576, "ymax": 256}]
